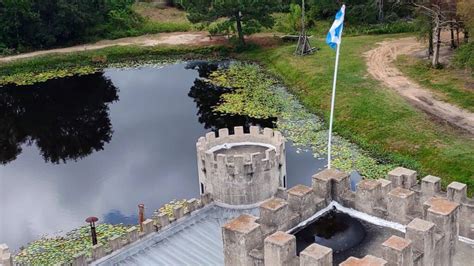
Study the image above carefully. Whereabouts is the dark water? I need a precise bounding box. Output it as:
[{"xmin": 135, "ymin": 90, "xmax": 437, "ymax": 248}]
[
  {"xmin": 0, "ymin": 62, "xmax": 325, "ymax": 250},
  {"xmin": 294, "ymin": 209, "xmax": 403, "ymax": 265},
  {"xmin": 295, "ymin": 210, "xmax": 366, "ymax": 254}
]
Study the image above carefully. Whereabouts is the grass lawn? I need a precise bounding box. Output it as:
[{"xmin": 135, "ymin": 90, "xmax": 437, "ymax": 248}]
[
  {"xmin": 133, "ymin": 3, "xmax": 192, "ymax": 34},
  {"xmin": 396, "ymin": 55, "xmax": 474, "ymax": 112},
  {"xmin": 1, "ymin": 33, "xmax": 472, "ymax": 195},
  {"xmin": 240, "ymin": 34, "xmax": 474, "ymax": 195}
]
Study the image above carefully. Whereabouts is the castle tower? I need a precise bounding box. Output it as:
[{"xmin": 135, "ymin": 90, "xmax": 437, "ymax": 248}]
[{"xmin": 196, "ymin": 126, "xmax": 287, "ymax": 206}]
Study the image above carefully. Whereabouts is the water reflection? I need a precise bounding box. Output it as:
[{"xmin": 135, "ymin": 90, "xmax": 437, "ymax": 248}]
[
  {"xmin": 1, "ymin": 62, "xmax": 324, "ymax": 250},
  {"xmin": 187, "ymin": 61, "xmax": 276, "ymax": 132},
  {"xmin": 103, "ymin": 210, "xmax": 138, "ymax": 225},
  {"xmin": 0, "ymin": 73, "xmax": 118, "ymax": 164}
]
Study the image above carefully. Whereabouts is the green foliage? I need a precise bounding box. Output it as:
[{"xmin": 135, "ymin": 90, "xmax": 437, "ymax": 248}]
[
  {"xmin": 0, "ymin": 66, "xmax": 98, "ymax": 86},
  {"xmin": 453, "ymin": 42, "xmax": 474, "ymax": 71},
  {"xmin": 182, "ymin": 0, "xmax": 281, "ymax": 45},
  {"xmin": 274, "ymin": 3, "xmax": 302, "ymax": 34},
  {"xmin": 0, "ymin": 45, "xmax": 230, "ymax": 85},
  {"xmin": 413, "ymin": 11, "xmax": 433, "ymax": 42},
  {"xmin": 0, "ymin": 0, "xmax": 178, "ymax": 51},
  {"xmin": 396, "ymin": 55, "xmax": 474, "ymax": 112},
  {"xmin": 14, "ymin": 224, "xmax": 129, "ymax": 265},
  {"xmin": 239, "ymin": 35, "xmax": 474, "ymax": 195},
  {"xmin": 159, "ymin": 199, "xmax": 191, "ymax": 218},
  {"xmin": 208, "ymin": 63, "xmax": 395, "ymax": 178},
  {"xmin": 211, "ymin": 64, "xmax": 283, "ymax": 118},
  {"xmin": 306, "ymin": 0, "xmax": 413, "ymax": 26},
  {"xmin": 344, "ymin": 21, "xmax": 417, "ymax": 36}
]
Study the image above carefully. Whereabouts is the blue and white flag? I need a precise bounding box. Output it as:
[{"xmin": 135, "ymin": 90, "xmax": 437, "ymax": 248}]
[{"xmin": 326, "ymin": 5, "xmax": 346, "ymax": 49}]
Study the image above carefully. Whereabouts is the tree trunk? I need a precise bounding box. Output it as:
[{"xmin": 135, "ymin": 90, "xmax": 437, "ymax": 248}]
[
  {"xmin": 235, "ymin": 11, "xmax": 245, "ymax": 45},
  {"xmin": 428, "ymin": 25, "xmax": 433, "ymax": 58},
  {"xmin": 432, "ymin": 20, "xmax": 441, "ymax": 67},
  {"xmin": 456, "ymin": 26, "xmax": 460, "ymax": 47},
  {"xmin": 450, "ymin": 23, "xmax": 456, "ymax": 48},
  {"xmin": 378, "ymin": 0, "xmax": 384, "ymax": 22}
]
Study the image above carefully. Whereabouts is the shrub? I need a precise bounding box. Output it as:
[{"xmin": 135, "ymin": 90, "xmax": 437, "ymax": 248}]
[
  {"xmin": 344, "ymin": 21, "xmax": 416, "ymax": 36},
  {"xmin": 274, "ymin": 4, "xmax": 303, "ymax": 34},
  {"xmin": 453, "ymin": 42, "xmax": 474, "ymax": 71}
]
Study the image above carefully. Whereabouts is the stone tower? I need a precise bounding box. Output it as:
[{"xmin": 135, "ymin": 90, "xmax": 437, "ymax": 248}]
[{"xmin": 196, "ymin": 126, "xmax": 286, "ymax": 206}]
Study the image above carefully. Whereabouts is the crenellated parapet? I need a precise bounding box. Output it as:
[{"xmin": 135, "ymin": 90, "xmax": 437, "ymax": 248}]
[
  {"xmin": 197, "ymin": 126, "xmax": 287, "ymax": 205},
  {"xmin": 42, "ymin": 195, "xmax": 212, "ymax": 265},
  {"xmin": 221, "ymin": 167, "xmax": 473, "ymax": 266}
]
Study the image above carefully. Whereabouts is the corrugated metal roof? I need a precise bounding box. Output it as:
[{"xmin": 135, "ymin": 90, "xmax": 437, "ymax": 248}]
[{"xmin": 95, "ymin": 204, "xmax": 259, "ymax": 266}]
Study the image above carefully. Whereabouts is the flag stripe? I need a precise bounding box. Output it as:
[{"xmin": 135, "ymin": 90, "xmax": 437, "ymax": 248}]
[{"xmin": 326, "ymin": 5, "xmax": 346, "ymax": 49}]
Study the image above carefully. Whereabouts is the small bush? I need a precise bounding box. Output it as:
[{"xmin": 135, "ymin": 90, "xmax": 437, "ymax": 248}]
[
  {"xmin": 273, "ymin": 4, "xmax": 303, "ymax": 34},
  {"xmin": 453, "ymin": 42, "xmax": 474, "ymax": 71},
  {"xmin": 344, "ymin": 21, "xmax": 416, "ymax": 36}
]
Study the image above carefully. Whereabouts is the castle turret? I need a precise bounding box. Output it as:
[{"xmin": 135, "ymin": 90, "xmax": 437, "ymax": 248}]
[{"xmin": 196, "ymin": 126, "xmax": 286, "ymax": 206}]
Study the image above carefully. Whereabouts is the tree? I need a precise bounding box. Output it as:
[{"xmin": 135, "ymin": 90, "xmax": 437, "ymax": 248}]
[
  {"xmin": 411, "ymin": 0, "xmax": 458, "ymax": 67},
  {"xmin": 182, "ymin": 0, "xmax": 281, "ymax": 45},
  {"xmin": 0, "ymin": 72, "xmax": 118, "ymax": 164},
  {"xmin": 0, "ymin": 0, "xmax": 141, "ymax": 51},
  {"xmin": 414, "ymin": 11, "xmax": 434, "ymax": 57},
  {"xmin": 457, "ymin": 0, "xmax": 473, "ymax": 43}
]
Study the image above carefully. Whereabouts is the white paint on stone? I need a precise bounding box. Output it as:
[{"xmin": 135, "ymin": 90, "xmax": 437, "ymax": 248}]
[{"xmin": 287, "ymin": 201, "xmax": 406, "ymax": 234}]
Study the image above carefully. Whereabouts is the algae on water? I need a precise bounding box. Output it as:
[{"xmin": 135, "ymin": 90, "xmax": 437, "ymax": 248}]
[{"xmin": 208, "ymin": 63, "xmax": 394, "ymax": 178}]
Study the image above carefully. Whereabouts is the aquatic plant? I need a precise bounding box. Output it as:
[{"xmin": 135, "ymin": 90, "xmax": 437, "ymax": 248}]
[
  {"xmin": 158, "ymin": 199, "xmax": 190, "ymax": 219},
  {"xmin": 208, "ymin": 63, "xmax": 395, "ymax": 178},
  {"xmin": 14, "ymin": 224, "xmax": 129, "ymax": 265},
  {"xmin": 0, "ymin": 66, "xmax": 98, "ymax": 86}
]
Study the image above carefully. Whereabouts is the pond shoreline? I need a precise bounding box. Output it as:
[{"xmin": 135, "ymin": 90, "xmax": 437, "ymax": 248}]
[{"xmin": 0, "ymin": 45, "xmax": 231, "ymax": 86}]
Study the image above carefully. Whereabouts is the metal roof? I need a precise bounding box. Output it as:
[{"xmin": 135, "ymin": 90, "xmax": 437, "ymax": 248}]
[{"xmin": 94, "ymin": 204, "xmax": 259, "ymax": 266}]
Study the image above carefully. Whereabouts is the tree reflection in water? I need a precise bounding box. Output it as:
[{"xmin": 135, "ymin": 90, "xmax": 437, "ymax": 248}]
[
  {"xmin": 0, "ymin": 72, "xmax": 119, "ymax": 164},
  {"xmin": 186, "ymin": 61, "xmax": 276, "ymax": 133}
]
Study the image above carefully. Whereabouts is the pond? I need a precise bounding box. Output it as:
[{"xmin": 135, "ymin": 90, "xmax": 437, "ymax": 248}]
[{"xmin": 0, "ymin": 61, "xmax": 327, "ymax": 250}]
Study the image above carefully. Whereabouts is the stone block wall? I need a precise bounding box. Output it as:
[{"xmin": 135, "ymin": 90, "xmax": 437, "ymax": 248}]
[
  {"xmin": 222, "ymin": 167, "xmax": 472, "ymax": 266},
  {"xmin": 0, "ymin": 244, "xmax": 13, "ymax": 266},
  {"xmin": 197, "ymin": 126, "xmax": 287, "ymax": 205}
]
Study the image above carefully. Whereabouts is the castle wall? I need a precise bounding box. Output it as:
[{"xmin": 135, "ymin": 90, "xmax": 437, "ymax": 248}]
[{"xmin": 222, "ymin": 167, "xmax": 472, "ymax": 266}]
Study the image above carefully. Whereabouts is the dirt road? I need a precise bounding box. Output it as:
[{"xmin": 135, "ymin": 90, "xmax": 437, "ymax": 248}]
[
  {"xmin": 0, "ymin": 32, "xmax": 224, "ymax": 63},
  {"xmin": 365, "ymin": 37, "xmax": 474, "ymax": 134}
]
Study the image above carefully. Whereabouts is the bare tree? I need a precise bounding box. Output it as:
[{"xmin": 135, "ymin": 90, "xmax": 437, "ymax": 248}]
[{"xmin": 411, "ymin": 0, "xmax": 458, "ymax": 67}]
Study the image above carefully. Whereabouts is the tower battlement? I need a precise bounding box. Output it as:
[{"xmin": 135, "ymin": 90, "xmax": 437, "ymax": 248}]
[
  {"xmin": 197, "ymin": 126, "xmax": 287, "ymax": 206},
  {"xmin": 222, "ymin": 167, "xmax": 473, "ymax": 266}
]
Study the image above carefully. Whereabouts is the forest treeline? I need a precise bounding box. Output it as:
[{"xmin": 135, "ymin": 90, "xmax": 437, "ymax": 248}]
[
  {"xmin": 0, "ymin": 0, "xmax": 472, "ymax": 69},
  {"xmin": 0, "ymin": 0, "xmax": 142, "ymax": 53}
]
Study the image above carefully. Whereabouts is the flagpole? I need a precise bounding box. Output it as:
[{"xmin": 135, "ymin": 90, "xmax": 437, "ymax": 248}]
[{"xmin": 327, "ymin": 38, "xmax": 342, "ymax": 169}]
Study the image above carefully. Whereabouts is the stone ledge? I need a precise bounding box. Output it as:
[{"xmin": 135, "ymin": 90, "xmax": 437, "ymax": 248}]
[
  {"xmin": 382, "ymin": 235, "xmax": 412, "ymax": 251},
  {"xmin": 264, "ymin": 231, "xmax": 295, "ymax": 246},
  {"xmin": 299, "ymin": 243, "xmax": 332, "ymax": 261},
  {"xmin": 340, "ymin": 255, "xmax": 387, "ymax": 266},
  {"xmin": 388, "ymin": 187, "xmax": 414, "ymax": 199},
  {"xmin": 312, "ymin": 168, "xmax": 348, "ymax": 181},
  {"xmin": 424, "ymin": 197, "xmax": 459, "ymax": 215},
  {"xmin": 287, "ymin": 184, "xmax": 313, "ymax": 197},
  {"xmin": 260, "ymin": 197, "xmax": 287, "ymax": 211},
  {"xmin": 407, "ymin": 218, "xmax": 435, "ymax": 232},
  {"xmin": 223, "ymin": 214, "xmax": 260, "ymax": 234}
]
